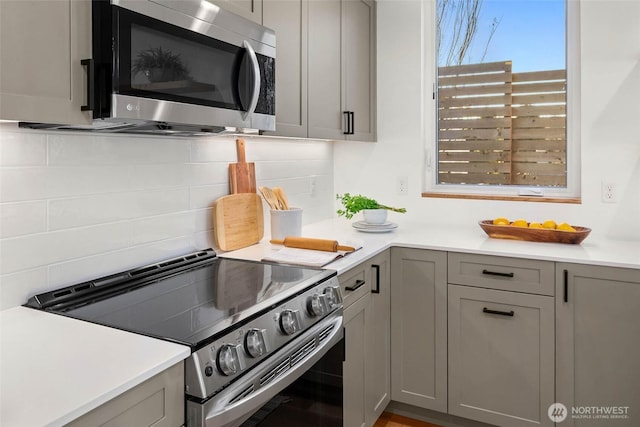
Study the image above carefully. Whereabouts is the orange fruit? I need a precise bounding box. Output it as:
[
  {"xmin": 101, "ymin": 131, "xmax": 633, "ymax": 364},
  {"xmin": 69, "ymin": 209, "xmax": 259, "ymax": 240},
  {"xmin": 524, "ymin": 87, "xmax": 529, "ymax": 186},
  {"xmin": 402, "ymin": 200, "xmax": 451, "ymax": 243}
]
[
  {"xmin": 557, "ymin": 222, "xmax": 576, "ymax": 232},
  {"xmin": 542, "ymin": 220, "xmax": 557, "ymax": 229},
  {"xmin": 529, "ymin": 222, "xmax": 543, "ymax": 229},
  {"xmin": 511, "ymin": 219, "xmax": 528, "ymax": 228},
  {"xmin": 493, "ymin": 217, "xmax": 509, "ymax": 225}
]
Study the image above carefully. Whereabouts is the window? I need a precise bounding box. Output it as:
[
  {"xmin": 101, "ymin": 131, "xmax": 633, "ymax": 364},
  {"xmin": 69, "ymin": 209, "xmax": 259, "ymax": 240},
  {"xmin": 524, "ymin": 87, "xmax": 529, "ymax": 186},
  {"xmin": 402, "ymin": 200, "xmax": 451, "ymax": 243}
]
[{"xmin": 426, "ymin": 0, "xmax": 580, "ymax": 201}]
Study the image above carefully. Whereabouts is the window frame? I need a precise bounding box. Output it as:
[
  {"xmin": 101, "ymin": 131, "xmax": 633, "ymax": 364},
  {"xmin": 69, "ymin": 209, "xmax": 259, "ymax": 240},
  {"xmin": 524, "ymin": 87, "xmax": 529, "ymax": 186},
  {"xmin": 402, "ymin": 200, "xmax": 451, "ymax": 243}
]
[{"xmin": 422, "ymin": 0, "xmax": 581, "ymax": 202}]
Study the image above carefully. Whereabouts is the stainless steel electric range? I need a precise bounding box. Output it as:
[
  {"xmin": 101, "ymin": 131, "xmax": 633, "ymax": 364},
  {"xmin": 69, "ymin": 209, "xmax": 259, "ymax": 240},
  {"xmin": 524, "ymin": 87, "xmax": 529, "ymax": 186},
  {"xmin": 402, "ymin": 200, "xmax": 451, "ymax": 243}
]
[{"xmin": 25, "ymin": 249, "xmax": 344, "ymax": 427}]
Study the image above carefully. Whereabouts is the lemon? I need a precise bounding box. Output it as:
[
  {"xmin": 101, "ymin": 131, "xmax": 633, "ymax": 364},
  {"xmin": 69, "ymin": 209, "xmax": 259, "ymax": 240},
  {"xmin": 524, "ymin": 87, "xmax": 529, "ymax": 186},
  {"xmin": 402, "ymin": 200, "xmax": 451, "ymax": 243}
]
[
  {"xmin": 542, "ymin": 220, "xmax": 557, "ymax": 229},
  {"xmin": 493, "ymin": 217, "xmax": 509, "ymax": 225},
  {"xmin": 557, "ymin": 222, "xmax": 576, "ymax": 232},
  {"xmin": 511, "ymin": 219, "xmax": 528, "ymax": 228},
  {"xmin": 529, "ymin": 222, "xmax": 543, "ymax": 229}
]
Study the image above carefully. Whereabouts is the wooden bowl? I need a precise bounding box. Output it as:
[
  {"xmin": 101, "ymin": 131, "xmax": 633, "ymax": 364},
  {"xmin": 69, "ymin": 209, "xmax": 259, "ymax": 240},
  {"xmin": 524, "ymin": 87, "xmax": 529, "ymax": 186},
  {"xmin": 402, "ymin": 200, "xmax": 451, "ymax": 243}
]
[{"xmin": 478, "ymin": 220, "xmax": 591, "ymax": 244}]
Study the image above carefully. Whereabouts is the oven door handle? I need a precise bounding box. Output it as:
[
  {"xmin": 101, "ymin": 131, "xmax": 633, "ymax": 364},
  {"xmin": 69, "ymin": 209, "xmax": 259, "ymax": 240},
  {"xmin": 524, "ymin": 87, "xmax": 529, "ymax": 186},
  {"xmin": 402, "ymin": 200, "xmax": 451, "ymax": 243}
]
[{"xmin": 195, "ymin": 314, "xmax": 343, "ymax": 427}]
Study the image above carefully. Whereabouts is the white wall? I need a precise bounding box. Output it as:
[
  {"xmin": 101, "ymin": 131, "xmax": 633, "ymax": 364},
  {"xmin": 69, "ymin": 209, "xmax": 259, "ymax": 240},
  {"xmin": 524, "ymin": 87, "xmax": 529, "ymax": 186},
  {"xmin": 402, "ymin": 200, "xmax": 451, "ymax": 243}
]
[
  {"xmin": 0, "ymin": 127, "xmax": 334, "ymax": 309},
  {"xmin": 335, "ymin": 0, "xmax": 640, "ymax": 240}
]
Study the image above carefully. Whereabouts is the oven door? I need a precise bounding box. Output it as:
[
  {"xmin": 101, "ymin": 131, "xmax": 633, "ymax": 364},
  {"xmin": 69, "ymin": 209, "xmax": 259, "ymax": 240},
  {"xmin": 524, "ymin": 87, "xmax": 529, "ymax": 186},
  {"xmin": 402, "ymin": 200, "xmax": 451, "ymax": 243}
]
[
  {"xmin": 93, "ymin": 0, "xmax": 275, "ymax": 130},
  {"xmin": 187, "ymin": 314, "xmax": 343, "ymax": 427}
]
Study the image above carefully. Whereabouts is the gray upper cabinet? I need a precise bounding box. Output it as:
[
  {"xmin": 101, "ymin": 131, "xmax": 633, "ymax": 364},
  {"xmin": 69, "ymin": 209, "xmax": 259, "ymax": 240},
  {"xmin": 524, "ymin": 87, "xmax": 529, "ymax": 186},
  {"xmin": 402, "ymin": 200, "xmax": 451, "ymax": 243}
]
[
  {"xmin": 556, "ymin": 263, "xmax": 640, "ymax": 427},
  {"xmin": 263, "ymin": 0, "xmax": 308, "ymax": 138},
  {"xmin": 0, "ymin": 0, "xmax": 92, "ymax": 125},
  {"xmin": 210, "ymin": 0, "xmax": 264, "ymax": 24},
  {"xmin": 264, "ymin": 0, "xmax": 376, "ymax": 141}
]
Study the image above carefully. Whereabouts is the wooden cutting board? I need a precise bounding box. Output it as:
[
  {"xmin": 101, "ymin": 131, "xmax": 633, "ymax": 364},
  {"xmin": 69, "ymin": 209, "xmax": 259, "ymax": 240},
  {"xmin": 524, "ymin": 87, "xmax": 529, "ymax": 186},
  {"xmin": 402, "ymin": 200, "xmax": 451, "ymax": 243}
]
[
  {"xmin": 229, "ymin": 138, "xmax": 256, "ymax": 194},
  {"xmin": 213, "ymin": 193, "xmax": 264, "ymax": 251}
]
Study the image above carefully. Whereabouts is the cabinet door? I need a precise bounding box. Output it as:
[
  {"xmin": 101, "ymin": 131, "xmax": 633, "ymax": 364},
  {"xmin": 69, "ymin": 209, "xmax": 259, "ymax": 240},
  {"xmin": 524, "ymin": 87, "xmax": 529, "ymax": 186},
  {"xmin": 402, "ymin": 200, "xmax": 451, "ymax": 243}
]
[
  {"xmin": 448, "ymin": 285, "xmax": 554, "ymax": 427},
  {"xmin": 210, "ymin": 0, "xmax": 263, "ymax": 24},
  {"xmin": 365, "ymin": 251, "xmax": 391, "ymax": 425},
  {"xmin": 0, "ymin": 0, "xmax": 92, "ymax": 125},
  {"xmin": 262, "ymin": 0, "xmax": 308, "ymax": 138},
  {"xmin": 342, "ymin": 0, "xmax": 376, "ymax": 142},
  {"xmin": 390, "ymin": 248, "xmax": 448, "ymax": 412},
  {"xmin": 66, "ymin": 361, "xmax": 184, "ymax": 427},
  {"xmin": 308, "ymin": 0, "xmax": 344, "ymax": 140},
  {"xmin": 344, "ymin": 292, "xmax": 370, "ymax": 427},
  {"xmin": 556, "ymin": 263, "xmax": 640, "ymax": 427}
]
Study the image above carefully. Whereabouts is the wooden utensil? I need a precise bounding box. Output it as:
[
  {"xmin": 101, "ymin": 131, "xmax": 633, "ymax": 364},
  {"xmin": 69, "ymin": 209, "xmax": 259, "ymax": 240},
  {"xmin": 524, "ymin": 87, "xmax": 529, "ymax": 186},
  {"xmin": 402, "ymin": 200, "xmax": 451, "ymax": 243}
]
[
  {"xmin": 259, "ymin": 186, "xmax": 281, "ymax": 210},
  {"xmin": 270, "ymin": 236, "xmax": 356, "ymax": 252},
  {"xmin": 213, "ymin": 193, "xmax": 264, "ymax": 251},
  {"xmin": 273, "ymin": 187, "xmax": 290, "ymax": 210},
  {"xmin": 229, "ymin": 138, "xmax": 256, "ymax": 194}
]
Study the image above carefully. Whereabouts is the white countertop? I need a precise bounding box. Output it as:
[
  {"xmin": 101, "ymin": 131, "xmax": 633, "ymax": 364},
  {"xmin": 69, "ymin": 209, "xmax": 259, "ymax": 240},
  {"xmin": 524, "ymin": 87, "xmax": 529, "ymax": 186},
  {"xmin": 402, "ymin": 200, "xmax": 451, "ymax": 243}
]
[
  {"xmin": 222, "ymin": 218, "xmax": 640, "ymax": 272},
  {"xmin": 1, "ymin": 218, "xmax": 637, "ymax": 427},
  {"xmin": 0, "ymin": 306, "xmax": 190, "ymax": 427}
]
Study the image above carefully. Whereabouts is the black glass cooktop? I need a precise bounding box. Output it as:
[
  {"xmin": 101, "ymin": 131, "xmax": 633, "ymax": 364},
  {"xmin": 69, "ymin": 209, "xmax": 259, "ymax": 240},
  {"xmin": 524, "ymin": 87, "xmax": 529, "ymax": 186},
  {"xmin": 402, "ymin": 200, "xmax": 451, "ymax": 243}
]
[{"xmin": 26, "ymin": 252, "xmax": 334, "ymax": 349}]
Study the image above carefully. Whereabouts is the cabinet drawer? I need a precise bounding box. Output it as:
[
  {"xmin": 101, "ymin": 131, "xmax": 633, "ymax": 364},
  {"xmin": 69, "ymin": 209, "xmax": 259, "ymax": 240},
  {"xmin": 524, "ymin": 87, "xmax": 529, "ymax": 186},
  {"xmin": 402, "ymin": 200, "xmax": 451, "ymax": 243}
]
[
  {"xmin": 339, "ymin": 264, "xmax": 370, "ymax": 308},
  {"xmin": 448, "ymin": 253, "xmax": 554, "ymax": 295}
]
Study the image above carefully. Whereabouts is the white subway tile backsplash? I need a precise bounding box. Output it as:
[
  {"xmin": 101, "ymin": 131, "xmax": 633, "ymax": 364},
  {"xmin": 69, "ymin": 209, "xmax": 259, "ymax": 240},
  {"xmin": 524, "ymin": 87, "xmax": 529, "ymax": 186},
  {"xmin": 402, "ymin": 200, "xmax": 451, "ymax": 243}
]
[
  {"xmin": 0, "ymin": 201, "xmax": 47, "ymax": 238},
  {"xmin": 0, "ymin": 165, "xmax": 131, "ymax": 202},
  {"xmin": 0, "ymin": 222, "xmax": 131, "ymax": 275},
  {"xmin": 48, "ymin": 188, "xmax": 190, "ymax": 230},
  {"xmin": 48, "ymin": 133, "xmax": 191, "ymax": 165},
  {"xmin": 0, "ymin": 128, "xmax": 334, "ymax": 309},
  {"xmin": 0, "ymin": 127, "xmax": 47, "ymax": 166},
  {"xmin": 0, "ymin": 267, "xmax": 48, "ymax": 310},
  {"xmin": 46, "ymin": 236, "xmax": 199, "ymax": 290}
]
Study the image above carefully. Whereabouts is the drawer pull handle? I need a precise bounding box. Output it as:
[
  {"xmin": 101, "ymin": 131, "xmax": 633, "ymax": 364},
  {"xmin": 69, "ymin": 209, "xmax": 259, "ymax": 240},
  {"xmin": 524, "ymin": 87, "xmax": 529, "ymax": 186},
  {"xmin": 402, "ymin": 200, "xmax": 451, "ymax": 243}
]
[
  {"xmin": 482, "ymin": 269, "xmax": 514, "ymax": 278},
  {"xmin": 483, "ymin": 307, "xmax": 515, "ymax": 317},
  {"xmin": 345, "ymin": 279, "xmax": 366, "ymax": 292}
]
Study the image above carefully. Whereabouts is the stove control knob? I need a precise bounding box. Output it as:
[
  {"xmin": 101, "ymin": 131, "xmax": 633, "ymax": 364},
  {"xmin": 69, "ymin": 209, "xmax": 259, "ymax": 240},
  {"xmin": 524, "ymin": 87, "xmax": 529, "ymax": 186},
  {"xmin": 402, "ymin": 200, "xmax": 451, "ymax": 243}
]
[
  {"xmin": 216, "ymin": 344, "xmax": 245, "ymax": 376},
  {"xmin": 279, "ymin": 309, "xmax": 301, "ymax": 335},
  {"xmin": 307, "ymin": 294, "xmax": 328, "ymax": 317},
  {"xmin": 245, "ymin": 328, "xmax": 269, "ymax": 358},
  {"xmin": 323, "ymin": 285, "xmax": 343, "ymax": 310}
]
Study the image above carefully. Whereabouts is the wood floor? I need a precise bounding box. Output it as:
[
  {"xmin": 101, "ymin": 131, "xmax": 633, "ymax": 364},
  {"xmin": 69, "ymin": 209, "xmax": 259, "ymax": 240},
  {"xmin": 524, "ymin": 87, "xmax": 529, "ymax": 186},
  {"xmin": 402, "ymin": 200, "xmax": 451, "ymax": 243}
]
[{"xmin": 374, "ymin": 412, "xmax": 442, "ymax": 427}]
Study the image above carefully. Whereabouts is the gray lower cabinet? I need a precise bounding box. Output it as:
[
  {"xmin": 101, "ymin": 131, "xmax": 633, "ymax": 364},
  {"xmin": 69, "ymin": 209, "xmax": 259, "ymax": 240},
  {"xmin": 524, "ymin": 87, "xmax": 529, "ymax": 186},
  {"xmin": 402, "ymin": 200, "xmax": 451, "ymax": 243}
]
[
  {"xmin": 365, "ymin": 251, "xmax": 391, "ymax": 425},
  {"xmin": 342, "ymin": 250, "xmax": 391, "ymax": 427},
  {"xmin": 390, "ymin": 248, "xmax": 448, "ymax": 413},
  {"xmin": 447, "ymin": 285, "xmax": 555, "ymax": 427},
  {"xmin": 556, "ymin": 263, "xmax": 640, "ymax": 427},
  {"xmin": 0, "ymin": 0, "xmax": 92, "ymax": 125},
  {"xmin": 66, "ymin": 361, "xmax": 185, "ymax": 427}
]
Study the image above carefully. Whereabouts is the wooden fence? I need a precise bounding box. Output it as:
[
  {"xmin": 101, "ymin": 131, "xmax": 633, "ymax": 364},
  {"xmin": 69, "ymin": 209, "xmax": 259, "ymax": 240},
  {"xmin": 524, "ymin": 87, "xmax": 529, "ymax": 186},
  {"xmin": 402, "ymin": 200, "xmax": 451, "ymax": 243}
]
[{"xmin": 437, "ymin": 61, "xmax": 567, "ymax": 186}]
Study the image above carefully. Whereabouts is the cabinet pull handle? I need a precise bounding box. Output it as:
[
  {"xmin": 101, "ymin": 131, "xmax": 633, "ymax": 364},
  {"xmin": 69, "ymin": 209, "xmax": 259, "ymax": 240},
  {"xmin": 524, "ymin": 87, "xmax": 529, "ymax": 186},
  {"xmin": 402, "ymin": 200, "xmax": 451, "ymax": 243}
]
[
  {"xmin": 482, "ymin": 269, "xmax": 514, "ymax": 278},
  {"xmin": 343, "ymin": 111, "xmax": 355, "ymax": 135},
  {"xmin": 80, "ymin": 58, "xmax": 94, "ymax": 112},
  {"xmin": 349, "ymin": 111, "xmax": 355, "ymax": 135},
  {"xmin": 345, "ymin": 279, "xmax": 365, "ymax": 292},
  {"xmin": 372, "ymin": 265, "xmax": 380, "ymax": 294},
  {"xmin": 483, "ymin": 307, "xmax": 515, "ymax": 317},
  {"xmin": 563, "ymin": 269, "xmax": 568, "ymax": 302},
  {"xmin": 343, "ymin": 111, "xmax": 350, "ymax": 134}
]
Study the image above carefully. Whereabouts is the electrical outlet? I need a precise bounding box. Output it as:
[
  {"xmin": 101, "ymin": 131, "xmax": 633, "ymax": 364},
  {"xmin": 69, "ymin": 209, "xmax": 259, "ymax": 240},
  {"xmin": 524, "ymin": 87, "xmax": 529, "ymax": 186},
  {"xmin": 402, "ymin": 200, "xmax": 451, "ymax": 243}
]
[
  {"xmin": 310, "ymin": 175, "xmax": 317, "ymax": 197},
  {"xmin": 602, "ymin": 181, "xmax": 617, "ymax": 203},
  {"xmin": 398, "ymin": 176, "xmax": 408, "ymax": 195}
]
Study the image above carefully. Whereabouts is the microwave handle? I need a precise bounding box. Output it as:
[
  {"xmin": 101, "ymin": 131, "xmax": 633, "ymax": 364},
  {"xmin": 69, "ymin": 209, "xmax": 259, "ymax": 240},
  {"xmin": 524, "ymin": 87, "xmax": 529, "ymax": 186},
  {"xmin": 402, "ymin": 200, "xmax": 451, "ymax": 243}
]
[{"xmin": 242, "ymin": 40, "xmax": 261, "ymax": 120}]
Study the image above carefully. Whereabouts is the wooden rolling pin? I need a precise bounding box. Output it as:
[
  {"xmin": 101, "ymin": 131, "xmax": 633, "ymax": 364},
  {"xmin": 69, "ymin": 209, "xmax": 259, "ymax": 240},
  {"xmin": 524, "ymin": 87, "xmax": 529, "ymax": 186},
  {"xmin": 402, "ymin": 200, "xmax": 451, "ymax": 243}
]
[{"xmin": 270, "ymin": 236, "xmax": 356, "ymax": 252}]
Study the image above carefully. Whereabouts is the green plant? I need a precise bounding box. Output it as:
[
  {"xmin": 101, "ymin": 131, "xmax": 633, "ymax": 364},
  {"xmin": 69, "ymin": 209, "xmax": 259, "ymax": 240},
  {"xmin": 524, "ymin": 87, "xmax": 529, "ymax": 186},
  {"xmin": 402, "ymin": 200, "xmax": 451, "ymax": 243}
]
[
  {"xmin": 131, "ymin": 47, "xmax": 190, "ymax": 81},
  {"xmin": 336, "ymin": 193, "xmax": 407, "ymax": 219}
]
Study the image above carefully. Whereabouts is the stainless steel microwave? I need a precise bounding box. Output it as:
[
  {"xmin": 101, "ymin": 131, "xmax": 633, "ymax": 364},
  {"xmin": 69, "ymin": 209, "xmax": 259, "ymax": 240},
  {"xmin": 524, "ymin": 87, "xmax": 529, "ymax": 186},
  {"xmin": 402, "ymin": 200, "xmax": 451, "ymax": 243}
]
[{"xmin": 24, "ymin": 0, "xmax": 275, "ymax": 135}]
